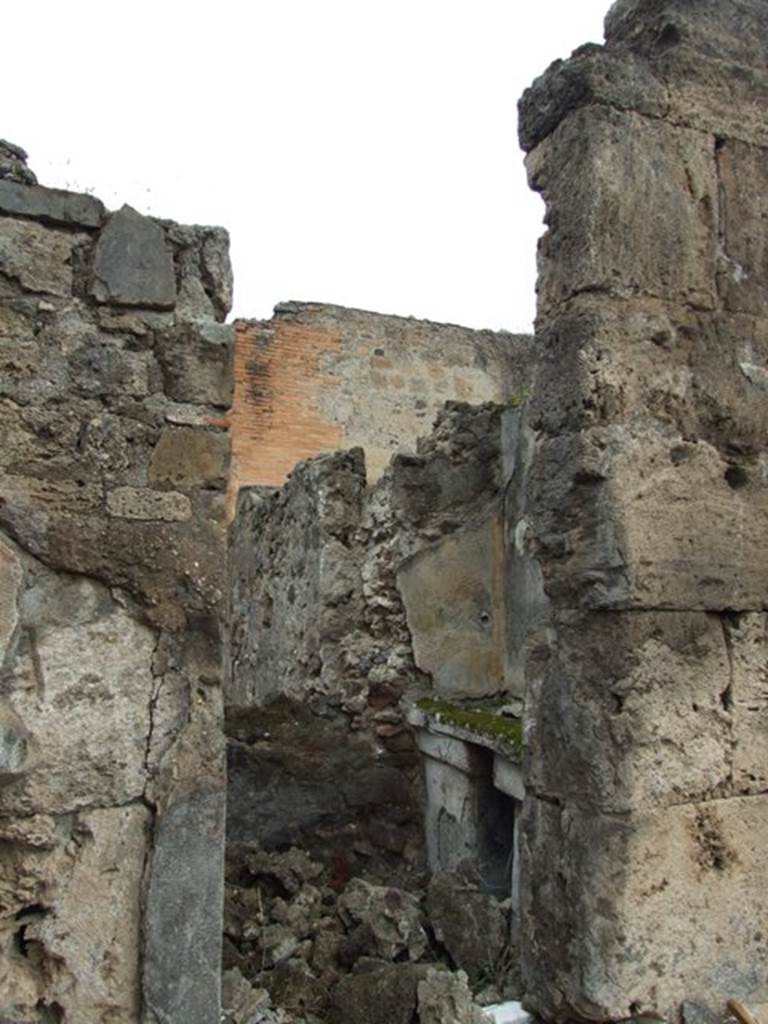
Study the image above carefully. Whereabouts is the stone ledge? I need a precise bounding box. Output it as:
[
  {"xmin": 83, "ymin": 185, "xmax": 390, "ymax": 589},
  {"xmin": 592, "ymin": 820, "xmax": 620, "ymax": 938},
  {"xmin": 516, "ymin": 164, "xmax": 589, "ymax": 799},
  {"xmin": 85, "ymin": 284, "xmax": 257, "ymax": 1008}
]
[{"xmin": 0, "ymin": 179, "xmax": 105, "ymax": 229}]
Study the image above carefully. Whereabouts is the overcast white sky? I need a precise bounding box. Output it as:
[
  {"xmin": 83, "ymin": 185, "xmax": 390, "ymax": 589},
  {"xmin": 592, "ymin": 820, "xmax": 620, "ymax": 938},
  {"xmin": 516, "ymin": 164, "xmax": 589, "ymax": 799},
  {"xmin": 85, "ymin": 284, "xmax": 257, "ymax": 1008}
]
[{"xmin": 6, "ymin": 1, "xmax": 608, "ymax": 331}]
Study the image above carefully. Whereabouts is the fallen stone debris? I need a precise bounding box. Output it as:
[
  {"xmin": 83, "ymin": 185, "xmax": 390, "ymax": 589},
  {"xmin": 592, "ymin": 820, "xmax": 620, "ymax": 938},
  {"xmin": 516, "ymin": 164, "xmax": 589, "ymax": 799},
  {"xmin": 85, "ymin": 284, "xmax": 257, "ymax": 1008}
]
[{"xmin": 222, "ymin": 844, "xmax": 522, "ymax": 1024}]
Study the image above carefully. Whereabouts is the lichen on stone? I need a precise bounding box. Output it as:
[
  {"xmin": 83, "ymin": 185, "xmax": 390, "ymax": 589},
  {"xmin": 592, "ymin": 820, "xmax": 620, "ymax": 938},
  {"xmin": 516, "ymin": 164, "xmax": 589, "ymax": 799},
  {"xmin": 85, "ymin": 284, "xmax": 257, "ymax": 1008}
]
[{"xmin": 416, "ymin": 697, "xmax": 523, "ymax": 754}]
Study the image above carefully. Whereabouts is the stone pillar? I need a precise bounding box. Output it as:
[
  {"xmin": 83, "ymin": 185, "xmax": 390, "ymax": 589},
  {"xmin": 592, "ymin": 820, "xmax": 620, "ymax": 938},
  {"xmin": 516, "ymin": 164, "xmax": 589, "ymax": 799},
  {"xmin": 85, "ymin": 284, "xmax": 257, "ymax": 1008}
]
[
  {"xmin": 514, "ymin": 2, "xmax": 768, "ymax": 1019},
  {"xmin": 0, "ymin": 144, "xmax": 233, "ymax": 1023}
]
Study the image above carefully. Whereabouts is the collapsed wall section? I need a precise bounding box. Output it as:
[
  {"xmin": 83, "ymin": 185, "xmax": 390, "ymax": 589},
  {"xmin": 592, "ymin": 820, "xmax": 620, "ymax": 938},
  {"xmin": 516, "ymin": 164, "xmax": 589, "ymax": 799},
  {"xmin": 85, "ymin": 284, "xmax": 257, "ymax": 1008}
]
[
  {"xmin": 514, "ymin": 2, "xmax": 768, "ymax": 1019},
  {"xmin": 227, "ymin": 402, "xmax": 512, "ymax": 871},
  {"xmin": 0, "ymin": 142, "xmax": 233, "ymax": 1023}
]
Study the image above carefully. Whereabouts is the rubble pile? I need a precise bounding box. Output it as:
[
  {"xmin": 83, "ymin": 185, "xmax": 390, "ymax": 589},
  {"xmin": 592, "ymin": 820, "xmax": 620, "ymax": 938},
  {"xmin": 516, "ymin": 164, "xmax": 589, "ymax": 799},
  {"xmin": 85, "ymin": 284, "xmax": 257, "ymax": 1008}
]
[{"xmin": 222, "ymin": 843, "xmax": 520, "ymax": 1024}]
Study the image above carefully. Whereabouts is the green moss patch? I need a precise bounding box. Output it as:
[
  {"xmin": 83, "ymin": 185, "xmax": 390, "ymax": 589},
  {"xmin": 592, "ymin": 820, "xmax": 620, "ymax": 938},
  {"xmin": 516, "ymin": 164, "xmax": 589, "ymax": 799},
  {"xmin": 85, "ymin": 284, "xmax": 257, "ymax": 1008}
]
[{"xmin": 416, "ymin": 697, "xmax": 523, "ymax": 754}]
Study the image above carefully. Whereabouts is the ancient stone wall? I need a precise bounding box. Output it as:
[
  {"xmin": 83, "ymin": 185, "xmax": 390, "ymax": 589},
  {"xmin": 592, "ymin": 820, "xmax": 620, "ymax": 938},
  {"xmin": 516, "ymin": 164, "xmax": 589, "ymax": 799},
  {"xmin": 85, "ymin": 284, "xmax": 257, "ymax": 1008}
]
[
  {"xmin": 0, "ymin": 142, "xmax": 233, "ymax": 1023},
  {"xmin": 514, "ymin": 1, "xmax": 768, "ymax": 1018},
  {"xmin": 229, "ymin": 302, "xmax": 531, "ymax": 505}
]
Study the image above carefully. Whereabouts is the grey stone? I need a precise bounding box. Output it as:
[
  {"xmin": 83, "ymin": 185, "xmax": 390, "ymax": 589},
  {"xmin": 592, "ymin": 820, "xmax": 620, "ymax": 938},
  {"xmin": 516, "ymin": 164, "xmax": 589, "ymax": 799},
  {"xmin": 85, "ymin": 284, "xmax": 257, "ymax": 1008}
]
[
  {"xmin": 107, "ymin": 487, "xmax": 192, "ymax": 522},
  {"xmin": 329, "ymin": 963, "xmax": 422, "ymax": 1024},
  {"xmin": 0, "ymin": 702, "xmax": 30, "ymax": 779},
  {"xmin": 681, "ymin": 1001, "xmax": 721, "ymax": 1024},
  {"xmin": 518, "ymin": 45, "xmax": 667, "ymax": 151},
  {"xmin": 202, "ymin": 227, "xmax": 234, "ymax": 319},
  {"xmin": 417, "ymin": 967, "xmax": 488, "ymax": 1024},
  {"xmin": 398, "ymin": 516, "xmax": 505, "ymax": 698},
  {"xmin": 156, "ymin": 321, "xmax": 235, "ymax": 407},
  {"xmin": 0, "ymin": 217, "xmax": 77, "ymax": 296},
  {"xmin": 143, "ymin": 787, "xmax": 226, "ymax": 1024},
  {"xmin": 0, "ymin": 536, "xmax": 22, "ymax": 663},
  {"xmin": 0, "ymin": 179, "xmax": 105, "ymax": 228},
  {"xmin": 426, "ymin": 872, "xmax": 509, "ymax": 986},
  {"xmin": 604, "ymin": 0, "xmax": 768, "ymax": 69},
  {"xmin": 91, "ymin": 205, "xmax": 176, "ymax": 308},
  {"xmin": 0, "ymin": 139, "xmax": 36, "ymax": 184},
  {"xmin": 337, "ymin": 878, "xmax": 428, "ymax": 962},
  {"xmin": 150, "ymin": 425, "xmax": 230, "ymax": 490},
  {"xmin": 526, "ymin": 106, "xmax": 718, "ymax": 315},
  {"xmin": 521, "ymin": 797, "xmax": 768, "ymax": 1020}
]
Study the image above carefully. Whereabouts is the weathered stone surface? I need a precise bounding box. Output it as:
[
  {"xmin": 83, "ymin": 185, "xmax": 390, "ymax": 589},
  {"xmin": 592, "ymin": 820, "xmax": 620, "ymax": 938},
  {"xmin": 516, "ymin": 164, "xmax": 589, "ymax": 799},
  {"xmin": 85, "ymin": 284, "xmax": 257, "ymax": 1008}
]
[
  {"xmin": 32, "ymin": 804, "xmax": 149, "ymax": 1023},
  {"xmin": 0, "ymin": 217, "xmax": 77, "ymax": 296},
  {"xmin": 520, "ymin": 425, "xmax": 768, "ymax": 613},
  {"xmin": 518, "ymin": 44, "xmax": 667, "ymax": 151},
  {"xmin": 91, "ymin": 205, "xmax": 176, "ymax": 308},
  {"xmin": 143, "ymin": 787, "xmax": 226, "ymax": 1024},
  {"xmin": 0, "ymin": 179, "xmax": 105, "ymax": 228},
  {"xmin": 0, "ymin": 536, "xmax": 21, "ymax": 663},
  {"xmin": 716, "ymin": 140, "xmax": 768, "ymax": 317},
  {"xmin": 0, "ymin": 157, "xmax": 232, "ymax": 1024},
  {"xmin": 202, "ymin": 227, "xmax": 234, "ymax": 319},
  {"xmin": 426, "ymin": 872, "xmax": 509, "ymax": 986},
  {"xmin": 728, "ymin": 613, "xmax": 768, "ymax": 795},
  {"xmin": 0, "ymin": 701, "xmax": 30, "ymax": 778},
  {"xmin": 150, "ymin": 425, "xmax": 230, "ymax": 490},
  {"xmin": 417, "ymin": 967, "xmax": 488, "ymax": 1024},
  {"xmin": 399, "ymin": 516, "xmax": 505, "ymax": 698},
  {"xmin": 0, "ymin": 139, "xmax": 36, "ymax": 184},
  {"xmin": 228, "ymin": 449, "xmax": 366, "ymax": 707},
  {"xmin": 227, "ymin": 700, "xmax": 417, "ymax": 864},
  {"xmin": 107, "ymin": 486, "xmax": 192, "ymax": 522},
  {"xmin": 526, "ymin": 106, "xmax": 717, "ymax": 315},
  {"xmin": 156, "ymin": 320, "xmax": 235, "ymax": 407},
  {"xmin": 166, "ymin": 222, "xmax": 233, "ymax": 323},
  {"xmin": 0, "ymin": 598, "xmax": 156, "ymax": 816},
  {"xmin": 525, "ymin": 611, "xmax": 732, "ymax": 813},
  {"xmin": 337, "ymin": 879, "xmax": 428, "ymax": 962},
  {"xmin": 604, "ymin": 0, "xmax": 768, "ymax": 69},
  {"xmin": 521, "ymin": 796, "xmax": 768, "ymax": 1020},
  {"xmin": 518, "ymin": 5, "xmax": 768, "ymax": 1016},
  {"xmin": 330, "ymin": 963, "xmax": 422, "ymax": 1024}
]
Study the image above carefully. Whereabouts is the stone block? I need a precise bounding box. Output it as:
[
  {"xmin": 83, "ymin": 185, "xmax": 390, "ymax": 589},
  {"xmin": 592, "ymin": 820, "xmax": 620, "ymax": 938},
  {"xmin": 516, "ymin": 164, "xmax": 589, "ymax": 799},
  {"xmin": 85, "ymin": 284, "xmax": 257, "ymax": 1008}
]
[
  {"xmin": 526, "ymin": 298, "xmax": 768, "ymax": 457},
  {"xmin": 149, "ymin": 425, "xmax": 230, "ymax": 490},
  {"xmin": 526, "ymin": 611, "xmax": 732, "ymax": 813},
  {"xmin": 660, "ymin": 50, "xmax": 768, "ymax": 149},
  {"xmin": 398, "ymin": 516, "xmax": 505, "ymax": 698},
  {"xmin": 417, "ymin": 968, "xmax": 488, "ymax": 1024},
  {"xmin": 493, "ymin": 755, "xmax": 525, "ymax": 801},
  {"xmin": 0, "ymin": 217, "xmax": 77, "ymax": 296},
  {"xmin": 142, "ymin": 787, "xmax": 225, "ymax": 1024},
  {"xmin": 0, "ymin": 179, "xmax": 105, "ymax": 228},
  {"xmin": 608, "ymin": 429, "xmax": 768, "ymax": 611},
  {"xmin": 0, "ymin": 138, "xmax": 36, "ymax": 184},
  {"xmin": 526, "ymin": 426, "xmax": 768, "ymax": 612},
  {"xmin": 107, "ymin": 486, "xmax": 192, "ymax": 522},
  {"xmin": 91, "ymin": 205, "xmax": 176, "ymax": 309},
  {"xmin": 518, "ymin": 45, "xmax": 667, "ymax": 151},
  {"xmin": 521, "ymin": 795, "xmax": 768, "ymax": 1020},
  {"xmin": 605, "ymin": 0, "xmax": 768, "ymax": 70},
  {"xmin": 156, "ymin": 320, "xmax": 234, "ymax": 407},
  {"xmin": 0, "ymin": 603, "xmax": 156, "ymax": 815},
  {"xmin": 416, "ymin": 730, "xmax": 489, "ymax": 777},
  {"xmin": 329, "ymin": 963, "xmax": 422, "ymax": 1024},
  {"xmin": 426, "ymin": 872, "xmax": 508, "ymax": 985},
  {"xmin": 728, "ymin": 613, "xmax": 768, "ymax": 795},
  {"xmin": 202, "ymin": 227, "xmax": 233, "ymax": 318},
  {"xmin": 31, "ymin": 804, "xmax": 149, "ymax": 1022},
  {"xmin": 717, "ymin": 140, "xmax": 768, "ymax": 317},
  {"xmin": 526, "ymin": 106, "xmax": 718, "ymax": 314}
]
